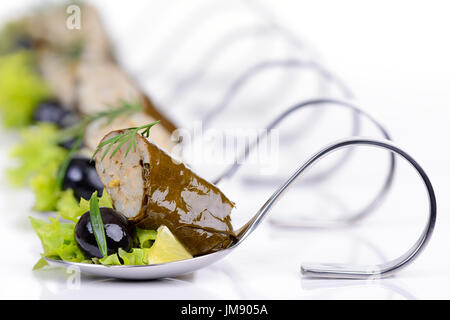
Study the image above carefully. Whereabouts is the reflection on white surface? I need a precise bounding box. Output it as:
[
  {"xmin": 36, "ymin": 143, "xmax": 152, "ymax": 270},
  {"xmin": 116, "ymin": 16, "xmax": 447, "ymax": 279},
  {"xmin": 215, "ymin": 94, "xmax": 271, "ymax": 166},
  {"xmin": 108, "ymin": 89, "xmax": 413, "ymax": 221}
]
[
  {"xmin": 35, "ymin": 270, "xmax": 221, "ymax": 300},
  {"xmin": 300, "ymin": 279, "xmax": 417, "ymax": 300}
]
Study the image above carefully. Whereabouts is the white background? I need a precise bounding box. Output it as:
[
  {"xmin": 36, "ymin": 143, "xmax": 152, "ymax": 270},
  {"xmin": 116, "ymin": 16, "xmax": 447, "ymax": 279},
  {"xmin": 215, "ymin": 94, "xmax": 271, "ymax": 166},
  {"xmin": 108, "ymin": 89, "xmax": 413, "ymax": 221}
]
[{"xmin": 0, "ymin": 0, "xmax": 449, "ymax": 299}]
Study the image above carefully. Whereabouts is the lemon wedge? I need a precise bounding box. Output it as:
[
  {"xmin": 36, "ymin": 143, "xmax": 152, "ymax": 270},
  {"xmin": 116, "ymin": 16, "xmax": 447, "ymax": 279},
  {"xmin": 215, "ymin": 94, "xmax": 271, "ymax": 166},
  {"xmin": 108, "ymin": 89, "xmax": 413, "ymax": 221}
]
[{"xmin": 147, "ymin": 225, "xmax": 193, "ymax": 264}]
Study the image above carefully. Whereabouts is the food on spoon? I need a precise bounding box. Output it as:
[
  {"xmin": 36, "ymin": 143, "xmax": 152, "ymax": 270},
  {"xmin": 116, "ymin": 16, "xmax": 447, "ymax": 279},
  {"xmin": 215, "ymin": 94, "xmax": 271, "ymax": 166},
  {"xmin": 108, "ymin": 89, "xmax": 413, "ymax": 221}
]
[
  {"xmin": 3, "ymin": 5, "xmax": 205, "ymax": 268},
  {"xmin": 30, "ymin": 190, "xmax": 193, "ymax": 268},
  {"xmin": 94, "ymin": 127, "xmax": 236, "ymax": 256},
  {"xmin": 75, "ymin": 207, "xmax": 135, "ymax": 258},
  {"xmin": 84, "ymin": 110, "xmax": 176, "ymax": 153}
]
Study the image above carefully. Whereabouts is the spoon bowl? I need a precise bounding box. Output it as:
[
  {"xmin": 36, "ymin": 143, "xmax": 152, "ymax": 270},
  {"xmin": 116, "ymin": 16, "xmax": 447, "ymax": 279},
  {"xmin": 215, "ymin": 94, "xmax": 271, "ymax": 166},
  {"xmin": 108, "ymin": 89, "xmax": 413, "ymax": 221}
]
[{"xmin": 45, "ymin": 247, "xmax": 233, "ymax": 280}]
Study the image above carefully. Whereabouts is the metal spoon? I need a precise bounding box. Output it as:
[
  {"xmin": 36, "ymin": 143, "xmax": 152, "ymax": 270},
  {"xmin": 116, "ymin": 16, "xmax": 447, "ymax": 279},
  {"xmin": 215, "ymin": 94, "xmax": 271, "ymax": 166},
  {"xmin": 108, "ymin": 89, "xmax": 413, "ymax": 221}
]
[
  {"xmin": 214, "ymin": 98, "xmax": 394, "ymax": 228},
  {"xmin": 46, "ymin": 137, "xmax": 436, "ymax": 280}
]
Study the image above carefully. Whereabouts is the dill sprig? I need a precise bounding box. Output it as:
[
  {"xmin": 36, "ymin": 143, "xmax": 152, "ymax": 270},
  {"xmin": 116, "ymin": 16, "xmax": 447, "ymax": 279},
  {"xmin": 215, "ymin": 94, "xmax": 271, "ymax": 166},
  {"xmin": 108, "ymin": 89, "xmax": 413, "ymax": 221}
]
[
  {"xmin": 55, "ymin": 101, "xmax": 143, "ymax": 190},
  {"xmin": 92, "ymin": 120, "xmax": 160, "ymax": 161}
]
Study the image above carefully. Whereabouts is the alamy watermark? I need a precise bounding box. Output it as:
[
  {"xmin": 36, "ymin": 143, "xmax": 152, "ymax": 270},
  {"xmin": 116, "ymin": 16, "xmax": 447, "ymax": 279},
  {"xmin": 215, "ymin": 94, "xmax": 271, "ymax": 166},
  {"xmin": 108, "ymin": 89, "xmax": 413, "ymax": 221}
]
[
  {"xmin": 170, "ymin": 121, "xmax": 280, "ymax": 176},
  {"xmin": 66, "ymin": 4, "xmax": 81, "ymax": 30},
  {"xmin": 66, "ymin": 265, "xmax": 81, "ymax": 290}
]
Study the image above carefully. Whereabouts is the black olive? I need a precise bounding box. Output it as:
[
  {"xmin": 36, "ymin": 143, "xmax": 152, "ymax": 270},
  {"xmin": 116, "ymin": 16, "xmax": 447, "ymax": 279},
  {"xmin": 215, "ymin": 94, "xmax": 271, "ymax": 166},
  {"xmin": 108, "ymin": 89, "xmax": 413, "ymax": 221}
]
[
  {"xmin": 33, "ymin": 100, "xmax": 66, "ymax": 125},
  {"xmin": 75, "ymin": 207, "xmax": 135, "ymax": 258},
  {"xmin": 62, "ymin": 157, "xmax": 104, "ymax": 201},
  {"xmin": 33, "ymin": 100, "xmax": 79, "ymax": 128},
  {"xmin": 14, "ymin": 37, "xmax": 32, "ymax": 50}
]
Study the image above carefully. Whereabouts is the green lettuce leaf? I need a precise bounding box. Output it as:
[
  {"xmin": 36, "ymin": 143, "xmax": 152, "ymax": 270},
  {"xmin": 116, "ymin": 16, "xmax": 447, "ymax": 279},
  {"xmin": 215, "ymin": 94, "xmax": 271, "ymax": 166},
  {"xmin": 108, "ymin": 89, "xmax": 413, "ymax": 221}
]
[
  {"xmin": 95, "ymin": 253, "xmax": 121, "ymax": 266},
  {"xmin": 136, "ymin": 227, "xmax": 157, "ymax": 248},
  {"xmin": 117, "ymin": 248, "xmax": 150, "ymax": 265},
  {"xmin": 56, "ymin": 189, "xmax": 113, "ymax": 222},
  {"xmin": 95, "ymin": 248, "xmax": 150, "ymax": 266},
  {"xmin": 7, "ymin": 123, "xmax": 67, "ymax": 186},
  {"xmin": 29, "ymin": 215, "xmax": 88, "ymax": 269},
  {"xmin": 55, "ymin": 189, "xmax": 81, "ymax": 222},
  {"xmin": 97, "ymin": 189, "xmax": 113, "ymax": 208},
  {"xmin": 30, "ymin": 191, "xmax": 156, "ymax": 269},
  {"xmin": 0, "ymin": 51, "xmax": 50, "ymax": 127},
  {"xmin": 32, "ymin": 257, "xmax": 49, "ymax": 270},
  {"xmin": 29, "ymin": 161, "xmax": 61, "ymax": 211}
]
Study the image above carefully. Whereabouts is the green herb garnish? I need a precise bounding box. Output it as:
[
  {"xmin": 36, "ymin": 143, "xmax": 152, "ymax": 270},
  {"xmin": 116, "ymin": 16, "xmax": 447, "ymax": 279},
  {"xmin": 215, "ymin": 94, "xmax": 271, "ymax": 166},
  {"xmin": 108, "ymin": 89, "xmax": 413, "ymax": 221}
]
[
  {"xmin": 89, "ymin": 191, "xmax": 108, "ymax": 258},
  {"xmin": 92, "ymin": 120, "xmax": 160, "ymax": 161},
  {"xmin": 54, "ymin": 101, "xmax": 143, "ymax": 190}
]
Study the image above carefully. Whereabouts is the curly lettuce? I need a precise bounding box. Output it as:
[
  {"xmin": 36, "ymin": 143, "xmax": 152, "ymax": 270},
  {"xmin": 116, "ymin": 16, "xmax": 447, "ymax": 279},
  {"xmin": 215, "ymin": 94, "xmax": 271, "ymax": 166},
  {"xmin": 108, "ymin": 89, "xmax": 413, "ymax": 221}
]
[
  {"xmin": 96, "ymin": 253, "xmax": 121, "ymax": 265},
  {"xmin": 0, "ymin": 51, "xmax": 50, "ymax": 127},
  {"xmin": 136, "ymin": 227, "xmax": 157, "ymax": 248},
  {"xmin": 56, "ymin": 188, "xmax": 112, "ymax": 222},
  {"xmin": 31, "ymin": 191, "xmax": 156, "ymax": 269},
  {"xmin": 94, "ymin": 248, "xmax": 151, "ymax": 266},
  {"xmin": 8, "ymin": 123, "xmax": 74, "ymax": 211},
  {"xmin": 117, "ymin": 248, "xmax": 151, "ymax": 265},
  {"xmin": 8, "ymin": 123, "xmax": 67, "ymax": 187},
  {"xmin": 29, "ymin": 161, "xmax": 61, "ymax": 211},
  {"xmin": 30, "ymin": 215, "xmax": 89, "ymax": 270},
  {"xmin": 97, "ymin": 230, "xmax": 156, "ymax": 265}
]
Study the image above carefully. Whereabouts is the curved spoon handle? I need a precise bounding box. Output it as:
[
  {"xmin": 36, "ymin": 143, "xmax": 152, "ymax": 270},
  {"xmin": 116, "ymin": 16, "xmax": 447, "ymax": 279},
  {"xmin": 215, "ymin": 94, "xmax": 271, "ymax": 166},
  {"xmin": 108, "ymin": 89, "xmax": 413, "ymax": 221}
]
[
  {"xmin": 203, "ymin": 59, "xmax": 352, "ymax": 128},
  {"xmin": 238, "ymin": 137, "xmax": 436, "ymax": 279},
  {"xmin": 220, "ymin": 98, "xmax": 396, "ymax": 228},
  {"xmin": 169, "ymin": 23, "xmax": 311, "ymax": 103}
]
